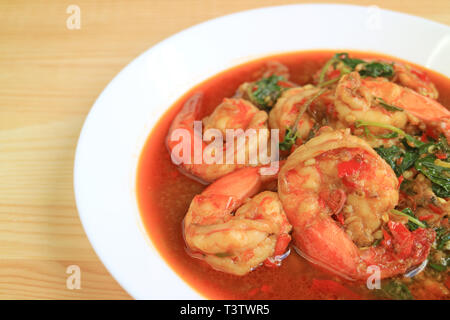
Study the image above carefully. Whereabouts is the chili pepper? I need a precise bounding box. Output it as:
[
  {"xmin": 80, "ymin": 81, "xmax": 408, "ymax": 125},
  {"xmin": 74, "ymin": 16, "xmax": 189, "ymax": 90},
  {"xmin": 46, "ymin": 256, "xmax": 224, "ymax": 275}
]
[
  {"xmin": 411, "ymin": 69, "xmax": 429, "ymax": 82},
  {"xmin": 420, "ymin": 132, "xmax": 428, "ymax": 143},
  {"xmin": 337, "ymin": 159, "xmax": 362, "ymax": 178},
  {"xmin": 273, "ymin": 233, "xmax": 291, "ymax": 256},
  {"xmin": 418, "ymin": 214, "xmax": 434, "ymax": 221},
  {"xmin": 399, "ymin": 191, "xmax": 417, "ymax": 211},
  {"xmin": 328, "ymin": 69, "xmax": 341, "ymax": 79},
  {"xmin": 388, "ymin": 221, "xmax": 414, "ymax": 259},
  {"xmin": 425, "ymin": 127, "xmax": 439, "ymax": 140},
  {"xmin": 336, "ymin": 212, "xmax": 345, "ymax": 225},
  {"xmin": 428, "ymin": 203, "xmax": 444, "ymax": 215},
  {"xmin": 382, "ymin": 228, "xmax": 392, "ymax": 248},
  {"xmin": 435, "ymin": 152, "xmax": 447, "ymax": 160},
  {"xmin": 277, "ymin": 80, "xmax": 294, "ymax": 88}
]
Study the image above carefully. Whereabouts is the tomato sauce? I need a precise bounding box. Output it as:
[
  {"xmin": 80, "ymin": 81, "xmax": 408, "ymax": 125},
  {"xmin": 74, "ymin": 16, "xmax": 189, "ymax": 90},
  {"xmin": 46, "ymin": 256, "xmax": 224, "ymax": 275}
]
[{"xmin": 136, "ymin": 50, "xmax": 450, "ymax": 299}]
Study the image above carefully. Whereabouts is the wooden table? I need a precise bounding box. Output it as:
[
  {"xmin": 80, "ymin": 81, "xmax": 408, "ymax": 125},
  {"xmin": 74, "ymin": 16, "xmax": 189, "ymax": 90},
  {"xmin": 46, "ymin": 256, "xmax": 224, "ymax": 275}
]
[{"xmin": 1, "ymin": 0, "xmax": 449, "ymax": 300}]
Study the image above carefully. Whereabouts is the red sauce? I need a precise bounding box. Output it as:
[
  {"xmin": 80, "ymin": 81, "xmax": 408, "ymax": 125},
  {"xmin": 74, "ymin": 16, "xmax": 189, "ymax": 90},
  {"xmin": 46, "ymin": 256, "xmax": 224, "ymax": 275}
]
[{"xmin": 136, "ymin": 50, "xmax": 450, "ymax": 299}]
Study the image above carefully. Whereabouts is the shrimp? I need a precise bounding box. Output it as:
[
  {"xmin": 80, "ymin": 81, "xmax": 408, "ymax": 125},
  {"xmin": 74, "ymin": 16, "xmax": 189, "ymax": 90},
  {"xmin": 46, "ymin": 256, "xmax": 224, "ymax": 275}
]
[
  {"xmin": 393, "ymin": 63, "xmax": 439, "ymax": 99},
  {"xmin": 183, "ymin": 167, "xmax": 292, "ymax": 275},
  {"xmin": 335, "ymin": 72, "xmax": 450, "ymax": 139},
  {"xmin": 278, "ymin": 128, "xmax": 435, "ymax": 280},
  {"xmin": 258, "ymin": 61, "xmax": 290, "ymax": 80},
  {"xmin": 269, "ymin": 86, "xmax": 334, "ymax": 147},
  {"xmin": 167, "ymin": 93, "xmax": 271, "ymax": 183},
  {"xmin": 315, "ymin": 56, "xmax": 439, "ymax": 99},
  {"xmin": 234, "ymin": 62, "xmax": 296, "ymax": 110},
  {"xmin": 269, "ymin": 86, "xmax": 318, "ymax": 146},
  {"xmin": 202, "ymin": 97, "xmax": 267, "ymax": 136}
]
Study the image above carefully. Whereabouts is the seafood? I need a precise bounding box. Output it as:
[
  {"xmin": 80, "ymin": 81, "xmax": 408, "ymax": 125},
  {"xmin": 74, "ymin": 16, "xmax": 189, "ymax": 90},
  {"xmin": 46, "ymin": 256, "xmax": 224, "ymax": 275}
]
[
  {"xmin": 278, "ymin": 129, "xmax": 435, "ymax": 280},
  {"xmin": 183, "ymin": 167, "xmax": 292, "ymax": 275},
  {"xmin": 335, "ymin": 72, "xmax": 450, "ymax": 139},
  {"xmin": 167, "ymin": 93, "xmax": 271, "ymax": 183},
  {"xmin": 315, "ymin": 55, "xmax": 438, "ymax": 99},
  {"xmin": 153, "ymin": 52, "xmax": 450, "ymax": 299},
  {"xmin": 393, "ymin": 63, "xmax": 439, "ymax": 99},
  {"xmin": 269, "ymin": 86, "xmax": 321, "ymax": 147}
]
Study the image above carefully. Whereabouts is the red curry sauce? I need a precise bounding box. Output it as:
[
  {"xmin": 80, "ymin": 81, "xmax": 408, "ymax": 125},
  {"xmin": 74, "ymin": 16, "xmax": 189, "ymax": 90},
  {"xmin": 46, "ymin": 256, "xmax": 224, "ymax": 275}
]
[{"xmin": 136, "ymin": 50, "xmax": 450, "ymax": 299}]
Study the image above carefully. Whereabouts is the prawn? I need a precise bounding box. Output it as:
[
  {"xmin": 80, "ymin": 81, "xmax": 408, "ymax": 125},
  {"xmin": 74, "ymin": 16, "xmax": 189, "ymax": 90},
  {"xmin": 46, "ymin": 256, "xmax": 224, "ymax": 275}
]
[
  {"xmin": 393, "ymin": 62, "xmax": 439, "ymax": 99},
  {"xmin": 315, "ymin": 55, "xmax": 439, "ymax": 99},
  {"xmin": 335, "ymin": 72, "xmax": 450, "ymax": 139},
  {"xmin": 167, "ymin": 93, "xmax": 271, "ymax": 183},
  {"xmin": 269, "ymin": 86, "xmax": 335, "ymax": 147},
  {"xmin": 278, "ymin": 128, "xmax": 435, "ymax": 280},
  {"xmin": 183, "ymin": 166, "xmax": 292, "ymax": 275}
]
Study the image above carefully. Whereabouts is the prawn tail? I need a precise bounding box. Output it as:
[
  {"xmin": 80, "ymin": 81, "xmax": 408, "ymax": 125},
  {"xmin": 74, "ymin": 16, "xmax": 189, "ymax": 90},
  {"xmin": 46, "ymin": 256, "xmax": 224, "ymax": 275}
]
[{"xmin": 292, "ymin": 218, "xmax": 361, "ymax": 281}]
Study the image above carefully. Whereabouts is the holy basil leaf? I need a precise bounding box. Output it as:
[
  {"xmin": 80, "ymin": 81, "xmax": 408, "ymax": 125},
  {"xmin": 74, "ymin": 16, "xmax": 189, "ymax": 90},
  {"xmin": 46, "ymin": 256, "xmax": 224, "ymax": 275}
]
[
  {"xmin": 428, "ymin": 262, "xmax": 447, "ymax": 272},
  {"xmin": 399, "ymin": 151, "xmax": 420, "ymax": 174},
  {"xmin": 374, "ymin": 145, "xmax": 403, "ymax": 175},
  {"xmin": 359, "ymin": 62, "xmax": 395, "ymax": 78},
  {"xmin": 415, "ymin": 155, "xmax": 450, "ymax": 197},
  {"xmin": 380, "ymin": 280, "xmax": 414, "ymax": 300},
  {"xmin": 435, "ymin": 227, "xmax": 450, "ymax": 250},
  {"xmin": 334, "ymin": 53, "xmax": 395, "ymax": 79},
  {"xmin": 432, "ymin": 184, "xmax": 450, "ymax": 198},
  {"xmin": 438, "ymin": 134, "xmax": 450, "ymax": 154},
  {"xmin": 368, "ymin": 121, "xmax": 450, "ymax": 198},
  {"xmin": 334, "ymin": 53, "xmax": 365, "ymax": 69},
  {"xmin": 249, "ymin": 75, "xmax": 287, "ymax": 110},
  {"xmin": 391, "ymin": 208, "xmax": 427, "ymax": 229},
  {"xmin": 374, "ymin": 145, "xmax": 417, "ymax": 177}
]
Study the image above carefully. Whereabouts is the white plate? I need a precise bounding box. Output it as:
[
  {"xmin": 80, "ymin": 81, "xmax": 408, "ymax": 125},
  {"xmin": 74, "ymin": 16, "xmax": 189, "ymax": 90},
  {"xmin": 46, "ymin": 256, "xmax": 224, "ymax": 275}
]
[{"xmin": 74, "ymin": 4, "xmax": 450, "ymax": 299}]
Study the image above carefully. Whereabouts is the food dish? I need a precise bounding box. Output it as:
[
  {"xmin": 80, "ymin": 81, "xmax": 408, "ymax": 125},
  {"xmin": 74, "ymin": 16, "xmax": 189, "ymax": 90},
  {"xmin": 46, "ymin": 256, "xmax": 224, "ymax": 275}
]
[
  {"xmin": 74, "ymin": 5, "xmax": 450, "ymax": 299},
  {"xmin": 138, "ymin": 51, "xmax": 450, "ymax": 299}
]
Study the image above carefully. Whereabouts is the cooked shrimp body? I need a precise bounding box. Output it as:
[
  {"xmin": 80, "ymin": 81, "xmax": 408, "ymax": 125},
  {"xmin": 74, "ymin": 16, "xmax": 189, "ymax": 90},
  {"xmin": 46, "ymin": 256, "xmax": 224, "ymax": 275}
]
[
  {"xmin": 278, "ymin": 129, "xmax": 435, "ymax": 280},
  {"xmin": 167, "ymin": 93, "xmax": 270, "ymax": 183},
  {"xmin": 393, "ymin": 62, "xmax": 439, "ymax": 99},
  {"xmin": 269, "ymin": 86, "xmax": 317, "ymax": 145},
  {"xmin": 269, "ymin": 85, "xmax": 333, "ymax": 146},
  {"xmin": 184, "ymin": 167, "xmax": 292, "ymax": 275},
  {"xmin": 335, "ymin": 72, "xmax": 450, "ymax": 138},
  {"xmin": 315, "ymin": 57, "xmax": 439, "ymax": 99},
  {"xmin": 203, "ymin": 97, "xmax": 267, "ymax": 136}
]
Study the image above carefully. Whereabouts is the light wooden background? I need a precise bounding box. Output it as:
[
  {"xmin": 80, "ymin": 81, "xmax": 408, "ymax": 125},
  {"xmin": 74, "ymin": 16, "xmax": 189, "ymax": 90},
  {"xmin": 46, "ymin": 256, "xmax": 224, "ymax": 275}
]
[{"xmin": 1, "ymin": 0, "xmax": 449, "ymax": 300}]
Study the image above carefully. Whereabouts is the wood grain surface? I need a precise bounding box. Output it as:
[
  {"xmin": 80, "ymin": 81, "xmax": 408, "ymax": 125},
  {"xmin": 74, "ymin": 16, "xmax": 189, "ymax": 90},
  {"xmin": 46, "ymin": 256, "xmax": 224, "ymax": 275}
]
[{"xmin": 0, "ymin": 0, "xmax": 449, "ymax": 300}]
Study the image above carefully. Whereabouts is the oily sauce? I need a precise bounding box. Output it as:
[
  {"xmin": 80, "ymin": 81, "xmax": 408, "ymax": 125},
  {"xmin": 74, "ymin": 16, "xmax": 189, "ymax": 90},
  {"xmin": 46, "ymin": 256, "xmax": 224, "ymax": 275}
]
[{"xmin": 136, "ymin": 50, "xmax": 450, "ymax": 299}]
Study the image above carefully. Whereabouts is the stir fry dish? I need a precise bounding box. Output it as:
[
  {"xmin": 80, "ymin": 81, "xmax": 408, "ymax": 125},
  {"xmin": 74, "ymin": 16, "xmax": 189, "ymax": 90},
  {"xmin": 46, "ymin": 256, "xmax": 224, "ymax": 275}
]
[{"xmin": 137, "ymin": 51, "xmax": 450, "ymax": 299}]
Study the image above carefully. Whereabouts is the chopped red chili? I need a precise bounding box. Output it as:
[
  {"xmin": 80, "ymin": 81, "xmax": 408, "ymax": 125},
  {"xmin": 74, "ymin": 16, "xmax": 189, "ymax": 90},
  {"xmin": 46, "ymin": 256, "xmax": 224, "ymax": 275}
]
[
  {"xmin": 411, "ymin": 69, "xmax": 429, "ymax": 82},
  {"xmin": 337, "ymin": 159, "xmax": 362, "ymax": 178},
  {"xmin": 436, "ymin": 152, "xmax": 447, "ymax": 160},
  {"xmin": 418, "ymin": 214, "xmax": 434, "ymax": 221},
  {"xmin": 428, "ymin": 203, "xmax": 444, "ymax": 215}
]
